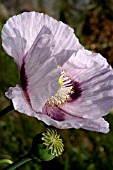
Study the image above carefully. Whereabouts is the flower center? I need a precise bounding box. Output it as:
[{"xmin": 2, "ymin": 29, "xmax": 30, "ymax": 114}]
[{"xmin": 46, "ymin": 69, "xmax": 74, "ymax": 107}]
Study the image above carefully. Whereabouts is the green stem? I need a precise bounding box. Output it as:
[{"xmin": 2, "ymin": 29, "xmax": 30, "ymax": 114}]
[
  {"xmin": 0, "ymin": 104, "xmax": 14, "ymax": 117},
  {"xmin": 2, "ymin": 154, "xmax": 33, "ymax": 170}
]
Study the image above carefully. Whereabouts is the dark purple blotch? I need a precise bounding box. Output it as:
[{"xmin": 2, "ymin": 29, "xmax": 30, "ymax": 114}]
[
  {"xmin": 20, "ymin": 62, "xmax": 31, "ymax": 103},
  {"xmin": 70, "ymin": 81, "xmax": 82, "ymax": 101},
  {"xmin": 20, "ymin": 62, "xmax": 28, "ymax": 92}
]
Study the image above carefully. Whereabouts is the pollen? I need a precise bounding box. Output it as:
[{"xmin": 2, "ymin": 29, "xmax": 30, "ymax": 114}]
[
  {"xmin": 58, "ymin": 77, "xmax": 63, "ymax": 87},
  {"xmin": 46, "ymin": 69, "xmax": 74, "ymax": 107}
]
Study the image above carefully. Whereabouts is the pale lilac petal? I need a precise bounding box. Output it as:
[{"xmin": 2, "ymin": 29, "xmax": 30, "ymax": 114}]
[
  {"xmin": 21, "ymin": 30, "xmax": 61, "ymax": 112},
  {"xmin": 42, "ymin": 105, "xmax": 109, "ymax": 133},
  {"xmin": 65, "ymin": 49, "xmax": 109, "ymax": 69},
  {"xmin": 62, "ymin": 49, "xmax": 113, "ymax": 119},
  {"xmin": 5, "ymin": 85, "xmax": 109, "ymax": 133},
  {"xmin": 25, "ymin": 26, "xmax": 53, "ymax": 63},
  {"xmin": 54, "ymin": 50, "xmax": 75, "ymax": 66},
  {"xmin": 78, "ymin": 118, "xmax": 109, "ymax": 133},
  {"xmin": 5, "ymin": 85, "xmax": 35, "ymax": 116},
  {"xmin": 2, "ymin": 12, "xmax": 83, "ymax": 68},
  {"xmin": 4, "ymin": 85, "xmax": 81, "ymax": 129},
  {"xmin": 2, "ymin": 37, "xmax": 26, "ymax": 69}
]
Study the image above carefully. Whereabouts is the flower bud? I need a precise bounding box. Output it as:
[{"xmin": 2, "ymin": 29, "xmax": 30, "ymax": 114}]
[{"xmin": 31, "ymin": 129, "xmax": 64, "ymax": 161}]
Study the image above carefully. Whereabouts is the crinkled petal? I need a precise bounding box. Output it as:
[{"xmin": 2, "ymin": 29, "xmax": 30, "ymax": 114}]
[
  {"xmin": 78, "ymin": 117, "xmax": 109, "ymax": 133},
  {"xmin": 62, "ymin": 49, "xmax": 113, "ymax": 119},
  {"xmin": 5, "ymin": 85, "xmax": 36, "ymax": 116},
  {"xmin": 2, "ymin": 11, "xmax": 83, "ymax": 68},
  {"xmin": 5, "ymin": 85, "xmax": 109, "ymax": 133},
  {"xmin": 54, "ymin": 50, "xmax": 75, "ymax": 66},
  {"xmin": 42, "ymin": 105, "xmax": 109, "ymax": 133},
  {"xmin": 20, "ymin": 28, "xmax": 61, "ymax": 112},
  {"xmin": 4, "ymin": 85, "xmax": 81, "ymax": 129},
  {"xmin": 2, "ymin": 37, "xmax": 26, "ymax": 69}
]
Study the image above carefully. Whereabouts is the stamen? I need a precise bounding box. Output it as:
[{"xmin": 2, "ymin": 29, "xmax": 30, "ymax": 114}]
[{"xmin": 46, "ymin": 69, "xmax": 75, "ymax": 107}]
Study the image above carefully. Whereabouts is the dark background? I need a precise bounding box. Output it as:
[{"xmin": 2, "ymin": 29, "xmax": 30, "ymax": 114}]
[{"xmin": 0, "ymin": 0, "xmax": 113, "ymax": 169}]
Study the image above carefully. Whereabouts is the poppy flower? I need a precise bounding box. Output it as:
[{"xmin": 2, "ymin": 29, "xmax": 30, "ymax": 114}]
[{"xmin": 2, "ymin": 12, "xmax": 113, "ymax": 133}]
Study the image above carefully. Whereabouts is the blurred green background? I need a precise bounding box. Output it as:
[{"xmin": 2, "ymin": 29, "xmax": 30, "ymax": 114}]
[{"xmin": 0, "ymin": 0, "xmax": 113, "ymax": 169}]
